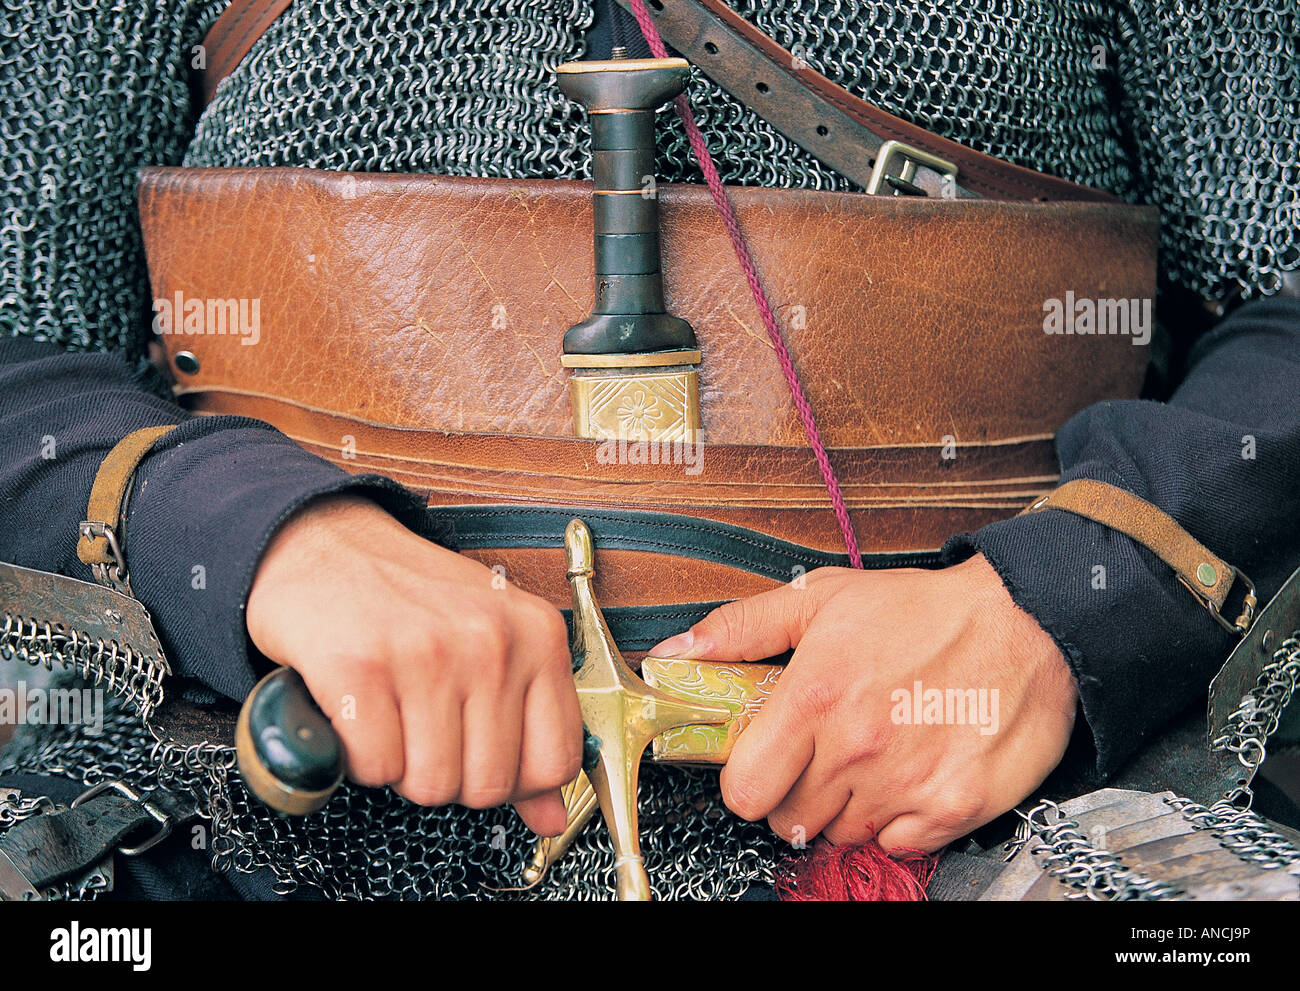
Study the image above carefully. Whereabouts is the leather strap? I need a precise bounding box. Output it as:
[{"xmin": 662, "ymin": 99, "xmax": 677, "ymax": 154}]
[
  {"xmin": 193, "ymin": 0, "xmax": 1114, "ymax": 202},
  {"xmin": 617, "ymin": 0, "xmax": 1115, "ymax": 203},
  {"xmin": 0, "ymin": 790, "xmax": 168, "ymax": 896},
  {"xmin": 196, "ymin": 0, "xmax": 295, "ymax": 107},
  {"xmin": 76, "ymin": 425, "xmax": 179, "ymax": 580},
  {"xmin": 1023, "ymin": 479, "xmax": 1257, "ymax": 633}
]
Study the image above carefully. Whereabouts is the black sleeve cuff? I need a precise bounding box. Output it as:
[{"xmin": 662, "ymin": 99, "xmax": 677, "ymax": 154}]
[
  {"xmin": 124, "ymin": 416, "xmax": 428, "ymax": 701},
  {"xmin": 942, "ymin": 484, "xmax": 1238, "ymax": 780}
]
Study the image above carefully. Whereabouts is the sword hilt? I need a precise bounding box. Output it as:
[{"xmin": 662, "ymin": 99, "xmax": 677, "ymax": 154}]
[
  {"xmin": 236, "ymin": 667, "xmax": 344, "ymax": 815},
  {"xmin": 556, "ymin": 56, "xmax": 698, "ymax": 356}
]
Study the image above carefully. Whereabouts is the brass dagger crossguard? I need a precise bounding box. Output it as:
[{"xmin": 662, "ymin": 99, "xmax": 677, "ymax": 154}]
[{"xmin": 561, "ymin": 518, "xmax": 730, "ymax": 900}]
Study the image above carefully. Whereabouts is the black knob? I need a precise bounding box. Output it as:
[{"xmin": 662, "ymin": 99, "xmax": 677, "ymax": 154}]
[{"xmin": 236, "ymin": 667, "xmax": 344, "ymax": 815}]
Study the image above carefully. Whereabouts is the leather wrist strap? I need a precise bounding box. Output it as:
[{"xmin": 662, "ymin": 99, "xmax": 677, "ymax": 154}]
[
  {"xmin": 76, "ymin": 425, "xmax": 179, "ymax": 595},
  {"xmin": 1023, "ymin": 479, "xmax": 1257, "ymax": 634},
  {"xmin": 193, "ymin": 0, "xmax": 1115, "ymax": 203}
]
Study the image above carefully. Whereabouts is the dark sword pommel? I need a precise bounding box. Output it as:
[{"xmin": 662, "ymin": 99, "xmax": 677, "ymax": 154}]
[
  {"xmin": 236, "ymin": 667, "xmax": 344, "ymax": 816},
  {"xmin": 556, "ymin": 57, "xmax": 698, "ymax": 356}
]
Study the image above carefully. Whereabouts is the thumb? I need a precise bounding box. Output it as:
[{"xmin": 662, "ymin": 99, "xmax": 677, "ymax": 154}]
[
  {"xmin": 514, "ymin": 789, "xmax": 569, "ymax": 837},
  {"xmin": 649, "ymin": 581, "xmax": 830, "ymax": 662}
]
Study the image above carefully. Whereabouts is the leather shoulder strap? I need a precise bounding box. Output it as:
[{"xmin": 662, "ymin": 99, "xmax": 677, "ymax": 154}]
[
  {"xmin": 194, "ymin": 0, "xmax": 1115, "ymax": 203},
  {"xmin": 196, "ymin": 0, "xmax": 296, "ymax": 107},
  {"xmin": 1023, "ymin": 479, "xmax": 1257, "ymax": 634},
  {"xmin": 617, "ymin": 0, "xmax": 1115, "ymax": 203}
]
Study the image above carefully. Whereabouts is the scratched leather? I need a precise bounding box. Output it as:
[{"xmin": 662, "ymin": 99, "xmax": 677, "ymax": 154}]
[
  {"xmin": 138, "ymin": 167, "xmax": 1155, "ymax": 602},
  {"xmin": 139, "ymin": 167, "xmax": 1155, "ymax": 449}
]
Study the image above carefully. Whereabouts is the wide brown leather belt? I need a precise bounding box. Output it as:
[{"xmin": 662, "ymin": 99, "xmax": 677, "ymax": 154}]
[
  {"xmin": 193, "ymin": 0, "xmax": 1116, "ymax": 203},
  {"xmin": 139, "ymin": 166, "xmax": 1156, "ymax": 610}
]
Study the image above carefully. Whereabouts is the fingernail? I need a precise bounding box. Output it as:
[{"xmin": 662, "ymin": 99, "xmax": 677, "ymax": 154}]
[{"xmin": 650, "ymin": 630, "xmax": 698, "ymax": 658}]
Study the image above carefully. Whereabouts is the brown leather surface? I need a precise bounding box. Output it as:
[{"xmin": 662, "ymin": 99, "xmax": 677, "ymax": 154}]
[
  {"xmin": 1023, "ymin": 479, "xmax": 1237, "ymax": 612},
  {"xmin": 188, "ymin": 388, "xmax": 1060, "ymax": 563},
  {"xmin": 138, "ymin": 166, "xmax": 1155, "ymax": 605},
  {"xmin": 139, "ymin": 167, "xmax": 1154, "ymax": 451}
]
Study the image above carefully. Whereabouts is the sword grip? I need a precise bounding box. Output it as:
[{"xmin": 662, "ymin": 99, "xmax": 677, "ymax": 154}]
[
  {"xmin": 236, "ymin": 667, "xmax": 343, "ymax": 815},
  {"xmin": 556, "ymin": 56, "xmax": 698, "ymax": 355}
]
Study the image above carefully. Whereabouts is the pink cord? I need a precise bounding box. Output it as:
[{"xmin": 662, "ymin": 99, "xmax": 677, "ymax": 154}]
[{"xmin": 627, "ymin": 0, "xmax": 863, "ymax": 568}]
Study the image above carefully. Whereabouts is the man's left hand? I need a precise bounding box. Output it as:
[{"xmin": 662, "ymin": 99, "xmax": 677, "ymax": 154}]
[{"xmin": 649, "ymin": 554, "xmax": 1078, "ymax": 852}]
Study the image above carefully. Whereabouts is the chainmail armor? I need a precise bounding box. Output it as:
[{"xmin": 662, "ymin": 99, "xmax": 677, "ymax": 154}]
[{"xmin": 2, "ymin": 0, "xmax": 1298, "ymax": 899}]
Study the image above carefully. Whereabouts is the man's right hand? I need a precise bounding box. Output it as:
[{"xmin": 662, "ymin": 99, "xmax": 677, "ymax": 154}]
[{"xmin": 245, "ymin": 494, "xmax": 582, "ymax": 836}]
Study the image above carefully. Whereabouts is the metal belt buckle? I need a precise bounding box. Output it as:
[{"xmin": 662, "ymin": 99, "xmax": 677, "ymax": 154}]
[
  {"xmin": 1181, "ymin": 564, "xmax": 1258, "ymax": 635},
  {"xmin": 0, "ymin": 789, "xmax": 117, "ymax": 900},
  {"xmin": 78, "ymin": 519, "xmax": 133, "ymax": 595},
  {"xmin": 866, "ymin": 139, "xmax": 959, "ymax": 198},
  {"xmin": 72, "ymin": 780, "xmax": 174, "ymax": 856}
]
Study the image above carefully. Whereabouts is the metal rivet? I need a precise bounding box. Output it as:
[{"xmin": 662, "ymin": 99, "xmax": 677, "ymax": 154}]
[
  {"xmin": 175, "ymin": 351, "xmax": 200, "ymax": 375},
  {"xmin": 1196, "ymin": 562, "xmax": 1218, "ymax": 587}
]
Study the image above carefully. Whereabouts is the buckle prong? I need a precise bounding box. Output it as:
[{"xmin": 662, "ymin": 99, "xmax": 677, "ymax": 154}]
[{"xmin": 1181, "ymin": 565, "xmax": 1258, "ymax": 636}]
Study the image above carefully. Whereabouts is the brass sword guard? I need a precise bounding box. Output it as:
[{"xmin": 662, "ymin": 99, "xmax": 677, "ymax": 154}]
[{"xmin": 561, "ymin": 518, "xmax": 730, "ymax": 900}]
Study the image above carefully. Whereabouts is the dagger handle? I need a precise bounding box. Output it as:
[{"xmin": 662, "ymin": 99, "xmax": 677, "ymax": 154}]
[{"xmin": 556, "ymin": 57, "xmax": 698, "ymax": 356}]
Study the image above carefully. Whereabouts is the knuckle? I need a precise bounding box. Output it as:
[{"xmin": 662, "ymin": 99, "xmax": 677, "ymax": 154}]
[
  {"xmin": 765, "ymin": 810, "xmax": 804, "ymax": 844},
  {"xmin": 459, "ymin": 782, "xmax": 514, "ymax": 810},
  {"xmin": 321, "ymin": 641, "xmax": 391, "ymax": 685},
  {"xmin": 931, "ymin": 789, "xmax": 987, "ymax": 831},
  {"xmin": 397, "ymin": 776, "xmax": 457, "ymax": 807},
  {"xmin": 787, "ymin": 678, "xmax": 840, "ymax": 721},
  {"xmin": 513, "ymin": 597, "xmax": 571, "ymax": 671},
  {"xmin": 530, "ymin": 741, "xmax": 582, "ymax": 791},
  {"xmin": 822, "ymin": 820, "xmax": 874, "ymax": 846},
  {"xmin": 535, "ymin": 608, "xmax": 572, "ymax": 665},
  {"xmin": 711, "ymin": 601, "xmax": 748, "ymax": 649},
  {"xmin": 345, "ymin": 745, "xmax": 402, "ymax": 789},
  {"xmin": 840, "ymin": 721, "xmax": 891, "ymax": 765},
  {"xmin": 465, "ymin": 610, "xmax": 511, "ymax": 661},
  {"xmin": 460, "ymin": 614, "xmax": 511, "ymax": 688}
]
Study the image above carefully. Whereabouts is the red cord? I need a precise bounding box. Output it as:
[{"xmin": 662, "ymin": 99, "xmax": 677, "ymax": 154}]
[{"xmin": 627, "ymin": 0, "xmax": 863, "ymax": 568}]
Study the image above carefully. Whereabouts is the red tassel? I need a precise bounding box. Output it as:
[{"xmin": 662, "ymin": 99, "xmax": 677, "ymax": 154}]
[{"xmin": 775, "ymin": 839, "xmax": 938, "ymax": 901}]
